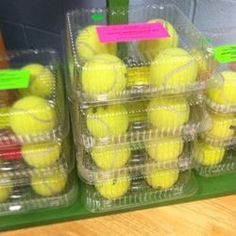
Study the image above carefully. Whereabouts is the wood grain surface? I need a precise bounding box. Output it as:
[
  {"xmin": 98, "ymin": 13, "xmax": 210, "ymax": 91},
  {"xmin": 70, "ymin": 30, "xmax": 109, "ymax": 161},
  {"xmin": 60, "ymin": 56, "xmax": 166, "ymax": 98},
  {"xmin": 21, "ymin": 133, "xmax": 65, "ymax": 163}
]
[{"xmin": 1, "ymin": 195, "xmax": 235, "ymax": 236}]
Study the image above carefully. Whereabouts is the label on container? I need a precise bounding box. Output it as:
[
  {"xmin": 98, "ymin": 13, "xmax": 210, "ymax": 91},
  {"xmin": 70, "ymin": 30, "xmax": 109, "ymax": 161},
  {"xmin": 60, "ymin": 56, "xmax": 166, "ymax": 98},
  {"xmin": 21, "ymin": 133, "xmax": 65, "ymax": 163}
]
[
  {"xmin": 214, "ymin": 45, "xmax": 236, "ymax": 63},
  {"xmin": 96, "ymin": 23, "xmax": 169, "ymax": 43},
  {"xmin": 0, "ymin": 70, "xmax": 30, "ymax": 90}
]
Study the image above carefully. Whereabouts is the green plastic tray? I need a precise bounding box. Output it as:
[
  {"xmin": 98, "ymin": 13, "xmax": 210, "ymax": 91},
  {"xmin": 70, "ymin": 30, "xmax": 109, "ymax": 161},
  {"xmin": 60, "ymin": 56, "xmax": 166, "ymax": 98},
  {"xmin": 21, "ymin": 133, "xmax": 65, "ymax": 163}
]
[{"xmin": 0, "ymin": 172, "xmax": 235, "ymax": 232}]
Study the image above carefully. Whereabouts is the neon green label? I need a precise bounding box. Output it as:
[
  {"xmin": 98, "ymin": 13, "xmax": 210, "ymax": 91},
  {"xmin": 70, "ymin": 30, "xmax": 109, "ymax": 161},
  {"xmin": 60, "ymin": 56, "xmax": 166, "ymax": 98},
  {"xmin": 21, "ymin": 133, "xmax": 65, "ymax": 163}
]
[
  {"xmin": 91, "ymin": 13, "xmax": 104, "ymax": 22},
  {"xmin": 0, "ymin": 70, "xmax": 30, "ymax": 90},
  {"xmin": 214, "ymin": 45, "xmax": 236, "ymax": 63}
]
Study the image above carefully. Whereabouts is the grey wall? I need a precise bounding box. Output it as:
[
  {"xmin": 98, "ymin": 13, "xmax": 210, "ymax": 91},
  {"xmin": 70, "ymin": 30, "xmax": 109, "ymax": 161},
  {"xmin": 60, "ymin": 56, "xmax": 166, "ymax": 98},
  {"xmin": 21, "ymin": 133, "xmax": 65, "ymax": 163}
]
[{"xmin": 0, "ymin": 0, "xmax": 235, "ymax": 52}]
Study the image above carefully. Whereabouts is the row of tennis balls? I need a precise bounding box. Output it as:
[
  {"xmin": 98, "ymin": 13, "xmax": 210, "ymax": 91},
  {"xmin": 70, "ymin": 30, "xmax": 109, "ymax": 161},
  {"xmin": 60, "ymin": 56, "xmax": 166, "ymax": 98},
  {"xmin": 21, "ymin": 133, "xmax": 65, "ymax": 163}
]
[
  {"xmin": 91, "ymin": 137, "xmax": 184, "ymax": 171},
  {"xmin": 86, "ymin": 96, "xmax": 190, "ymax": 139},
  {"xmin": 95, "ymin": 169, "xmax": 180, "ymax": 201},
  {"xmin": 0, "ymin": 168, "xmax": 67, "ymax": 203}
]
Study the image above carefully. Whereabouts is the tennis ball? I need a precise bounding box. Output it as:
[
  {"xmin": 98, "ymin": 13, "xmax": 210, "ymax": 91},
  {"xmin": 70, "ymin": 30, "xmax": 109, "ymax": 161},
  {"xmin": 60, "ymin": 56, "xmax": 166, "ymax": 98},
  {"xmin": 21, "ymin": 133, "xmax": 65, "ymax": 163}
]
[
  {"xmin": 86, "ymin": 104, "xmax": 129, "ymax": 138},
  {"xmin": 82, "ymin": 54, "xmax": 127, "ymax": 99},
  {"xmin": 76, "ymin": 25, "xmax": 117, "ymax": 62},
  {"xmin": 147, "ymin": 97, "xmax": 190, "ymax": 130},
  {"xmin": 195, "ymin": 142, "xmax": 225, "ymax": 166},
  {"xmin": 22, "ymin": 142, "xmax": 61, "ymax": 168},
  {"xmin": 20, "ymin": 64, "xmax": 55, "ymax": 98},
  {"xmin": 205, "ymin": 112, "xmax": 236, "ymax": 140},
  {"xmin": 125, "ymin": 101, "xmax": 148, "ymax": 123},
  {"xmin": 31, "ymin": 169, "xmax": 67, "ymax": 197},
  {"xmin": 150, "ymin": 48, "xmax": 198, "ymax": 89},
  {"xmin": 95, "ymin": 175, "xmax": 130, "ymax": 200},
  {"xmin": 0, "ymin": 107, "xmax": 10, "ymax": 129},
  {"xmin": 207, "ymin": 71, "xmax": 236, "ymax": 106},
  {"xmin": 0, "ymin": 177, "xmax": 13, "ymax": 203},
  {"xmin": 145, "ymin": 137, "xmax": 184, "ymax": 162},
  {"xmin": 145, "ymin": 169, "xmax": 179, "ymax": 189},
  {"xmin": 10, "ymin": 96, "xmax": 56, "ymax": 136},
  {"xmin": 138, "ymin": 19, "xmax": 179, "ymax": 60},
  {"xmin": 91, "ymin": 144, "xmax": 131, "ymax": 170}
]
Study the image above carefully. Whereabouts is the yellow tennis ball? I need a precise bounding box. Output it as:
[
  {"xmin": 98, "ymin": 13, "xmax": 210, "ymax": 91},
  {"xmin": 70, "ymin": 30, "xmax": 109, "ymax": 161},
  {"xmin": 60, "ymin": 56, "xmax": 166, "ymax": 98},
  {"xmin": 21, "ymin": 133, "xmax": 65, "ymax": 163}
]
[
  {"xmin": 125, "ymin": 101, "xmax": 148, "ymax": 123},
  {"xmin": 145, "ymin": 169, "xmax": 179, "ymax": 189},
  {"xmin": 150, "ymin": 48, "xmax": 198, "ymax": 89},
  {"xmin": 0, "ymin": 177, "xmax": 13, "ymax": 203},
  {"xmin": 10, "ymin": 96, "xmax": 56, "ymax": 136},
  {"xmin": 195, "ymin": 142, "xmax": 225, "ymax": 166},
  {"xmin": 86, "ymin": 104, "xmax": 129, "ymax": 138},
  {"xmin": 22, "ymin": 142, "xmax": 61, "ymax": 168},
  {"xmin": 0, "ymin": 107, "xmax": 10, "ymax": 129},
  {"xmin": 76, "ymin": 25, "xmax": 117, "ymax": 62},
  {"xmin": 31, "ymin": 169, "xmax": 67, "ymax": 197},
  {"xmin": 91, "ymin": 144, "xmax": 131, "ymax": 170},
  {"xmin": 147, "ymin": 97, "xmax": 190, "ymax": 130},
  {"xmin": 20, "ymin": 64, "xmax": 55, "ymax": 98},
  {"xmin": 138, "ymin": 19, "xmax": 179, "ymax": 60},
  {"xmin": 95, "ymin": 175, "xmax": 130, "ymax": 200},
  {"xmin": 145, "ymin": 137, "xmax": 184, "ymax": 162},
  {"xmin": 82, "ymin": 54, "xmax": 127, "ymax": 99},
  {"xmin": 205, "ymin": 112, "xmax": 236, "ymax": 140},
  {"xmin": 207, "ymin": 71, "xmax": 236, "ymax": 106}
]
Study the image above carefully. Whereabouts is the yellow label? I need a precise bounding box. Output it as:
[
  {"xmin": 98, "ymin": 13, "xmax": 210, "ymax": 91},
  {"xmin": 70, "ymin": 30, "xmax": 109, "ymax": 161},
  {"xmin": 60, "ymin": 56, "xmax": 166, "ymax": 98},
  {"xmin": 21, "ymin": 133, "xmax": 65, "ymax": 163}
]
[{"xmin": 127, "ymin": 66, "xmax": 150, "ymax": 87}]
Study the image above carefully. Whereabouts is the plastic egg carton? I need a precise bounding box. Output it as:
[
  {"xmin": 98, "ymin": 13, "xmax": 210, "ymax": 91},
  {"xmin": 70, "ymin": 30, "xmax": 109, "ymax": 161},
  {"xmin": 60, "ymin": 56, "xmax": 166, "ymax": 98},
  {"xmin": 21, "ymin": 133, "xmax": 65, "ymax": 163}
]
[
  {"xmin": 194, "ymin": 140, "xmax": 236, "ymax": 177},
  {"xmin": 0, "ymin": 137, "xmax": 74, "ymax": 179},
  {"xmin": 66, "ymin": 4, "xmax": 219, "ymax": 107},
  {"xmin": 0, "ymin": 49, "xmax": 69, "ymax": 145},
  {"xmin": 77, "ymin": 140, "xmax": 193, "ymax": 184},
  {"xmin": 71, "ymin": 95, "xmax": 211, "ymax": 150},
  {"xmin": 200, "ymin": 108, "xmax": 236, "ymax": 147},
  {"xmin": 84, "ymin": 170, "xmax": 197, "ymax": 213},
  {"xmin": 202, "ymin": 27, "xmax": 236, "ymax": 114},
  {"xmin": 0, "ymin": 168, "xmax": 78, "ymax": 215}
]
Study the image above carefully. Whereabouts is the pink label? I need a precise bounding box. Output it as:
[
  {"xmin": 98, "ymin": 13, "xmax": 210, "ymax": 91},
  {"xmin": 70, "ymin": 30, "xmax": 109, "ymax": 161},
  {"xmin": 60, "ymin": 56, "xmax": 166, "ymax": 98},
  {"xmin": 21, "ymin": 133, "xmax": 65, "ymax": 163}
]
[{"xmin": 96, "ymin": 23, "xmax": 170, "ymax": 43}]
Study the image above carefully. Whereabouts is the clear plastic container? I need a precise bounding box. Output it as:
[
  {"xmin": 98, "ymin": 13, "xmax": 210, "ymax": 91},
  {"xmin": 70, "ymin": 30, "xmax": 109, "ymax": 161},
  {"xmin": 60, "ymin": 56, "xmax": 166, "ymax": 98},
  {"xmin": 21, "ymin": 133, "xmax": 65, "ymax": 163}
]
[
  {"xmin": 85, "ymin": 170, "xmax": 197, "ymax": 212},
  {"xmin": 0, "ymin": 49, "xmax": 69, "ymax": 145},
  {"xmin": 66, "ymin": 4, "xmax": 219, "ymax": 107},
  {"xmin": 194, "ymin": 140, "xmax": 236, "ymax": 176},
  {"xmin": 72, "ymin": 95, "xmax": 211, "ymax": 150},
  {"xmin": 77, "ymin": 140, "xmax": 193, "ymax": 184},
  {"xmin": 0, "ymin": 137, "xmax": 74, "ymax": 179},
  {"xmin": 0, "ymin": 168, "xmax": 78, "ymax": 215},
  {"xmin": 202, "ymin": 28, "xmax": 236, "ymax": 113}
]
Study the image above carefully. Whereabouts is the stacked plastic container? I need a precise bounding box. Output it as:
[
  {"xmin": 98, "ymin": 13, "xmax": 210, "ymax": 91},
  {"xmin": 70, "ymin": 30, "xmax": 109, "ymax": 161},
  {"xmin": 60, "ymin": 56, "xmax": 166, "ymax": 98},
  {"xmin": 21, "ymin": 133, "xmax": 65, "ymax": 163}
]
[
  {"xmin": 66, "ymin": 4, "xmax": 218, "ymax": 212},
  {"xmin": 0, "ymin": 50, "xmax": 77, "ymax": 215},
  {"xmin": 194, "ymin": 27, "xmax": 236, "ymax": 176}
]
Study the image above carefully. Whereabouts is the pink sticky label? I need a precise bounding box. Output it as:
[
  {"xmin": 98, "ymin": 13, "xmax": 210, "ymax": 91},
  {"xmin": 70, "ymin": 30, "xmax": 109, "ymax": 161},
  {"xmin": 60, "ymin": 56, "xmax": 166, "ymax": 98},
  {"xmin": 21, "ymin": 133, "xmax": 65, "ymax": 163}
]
[{"xmin": 96, "ymin": 23, "xmax": 170, "ymax": 43}]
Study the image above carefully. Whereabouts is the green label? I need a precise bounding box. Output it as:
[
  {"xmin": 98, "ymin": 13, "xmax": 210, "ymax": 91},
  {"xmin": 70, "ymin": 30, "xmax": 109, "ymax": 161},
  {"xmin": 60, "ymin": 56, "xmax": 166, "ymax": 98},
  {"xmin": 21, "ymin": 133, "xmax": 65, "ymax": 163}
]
[
  {"xmin": 91, "ymin": 13, "xmax": 104, "ymax": 22},
  {"xmin": 0, "ymin": 70, "xmax": 30, "ymax": 90},
  {"xmin": 214, "ymin": 45, "xmax": 236, "ymax": 63}
]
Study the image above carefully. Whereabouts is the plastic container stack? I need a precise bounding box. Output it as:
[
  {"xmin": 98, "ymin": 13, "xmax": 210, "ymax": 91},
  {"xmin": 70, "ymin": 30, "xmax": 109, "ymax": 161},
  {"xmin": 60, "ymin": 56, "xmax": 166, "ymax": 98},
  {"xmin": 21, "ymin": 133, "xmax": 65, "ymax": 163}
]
[
  {"xmin": 66, "ymin": 4, "xmax": 219, "ymax": 212},
  {"xmin": 0, "ymin": 50, "xmax": 77, "ymax": 215},
  {"xmin": 194, "ymin": 27, "xmax": 236, "ymax": 176}
]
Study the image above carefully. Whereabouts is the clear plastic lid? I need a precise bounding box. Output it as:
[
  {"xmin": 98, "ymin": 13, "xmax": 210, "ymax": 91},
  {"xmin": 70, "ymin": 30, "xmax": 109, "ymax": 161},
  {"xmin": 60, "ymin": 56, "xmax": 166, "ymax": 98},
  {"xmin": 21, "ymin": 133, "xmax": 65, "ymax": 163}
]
[
  {"xmin": 85, "ymin": 170, "xmax": 197, "ymax": 212},
  {"xmin": 73, "ymin": 95, "xmax": 211, "ymax": 150},
  {"xmin": 0, "ymin": 49, "xmax": 69, "ymax": 145},
  {"xmin": 0, "ymin": 169, "xmax": 78, "ymax": 215},
  {"xmin": 77, "ymin": 140, "xmax": 193, "ymax": 184},
  {"xmin": 66, "ymin": 4, "xmax": 219, "ymax": 107},
  {"xmin": 194, "ymin": 140, "xmax": 236, "ymax": 177}
]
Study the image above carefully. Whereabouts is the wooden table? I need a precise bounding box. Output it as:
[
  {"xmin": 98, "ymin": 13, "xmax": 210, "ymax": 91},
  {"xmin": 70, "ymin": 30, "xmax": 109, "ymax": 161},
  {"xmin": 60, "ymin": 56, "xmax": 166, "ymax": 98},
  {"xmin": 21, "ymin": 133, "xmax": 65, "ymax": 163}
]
[{"xmin": 1, "ymin": 195, "xmax": 235, "ymax": 236}]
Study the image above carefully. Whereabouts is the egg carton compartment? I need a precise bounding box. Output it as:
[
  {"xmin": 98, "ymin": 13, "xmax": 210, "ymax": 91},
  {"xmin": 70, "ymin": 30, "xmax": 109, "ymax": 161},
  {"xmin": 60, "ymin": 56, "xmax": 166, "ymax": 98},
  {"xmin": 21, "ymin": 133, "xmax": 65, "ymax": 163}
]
[
  {"xmin": 0, "ymin": 168, "xmax": 78, "ymax": 216},
  {"xmin": 0, "ymin": 49, "xmax": 69, "ymax": 145},
  {"xmin": 66, "ymin": 4, "xmax": 219, "ymax": 107},
  {"xmin": 200, "ymin": 108, "xmax": 236, "ymax": 147},
  {"xmin": 84, "ymin": 170, "xmax": 197, "ymax": 213},
  {"xmin": 0, "ymin": 137, "xmax": 74, "ymax": 179},
  {"xmin": 202, "ymin": 27, "xmax": 236, "ymax": 114},
  {"xmin": 72, "ymin": 95, "xmax": 210, "ymax": 150},
  {"xmin": 77, "ymin": 140, "xmax": 193, "ymax": 184},
  {"xmin": 194, "ymin": 140, "xmax": 236, "ymax": 177}
]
